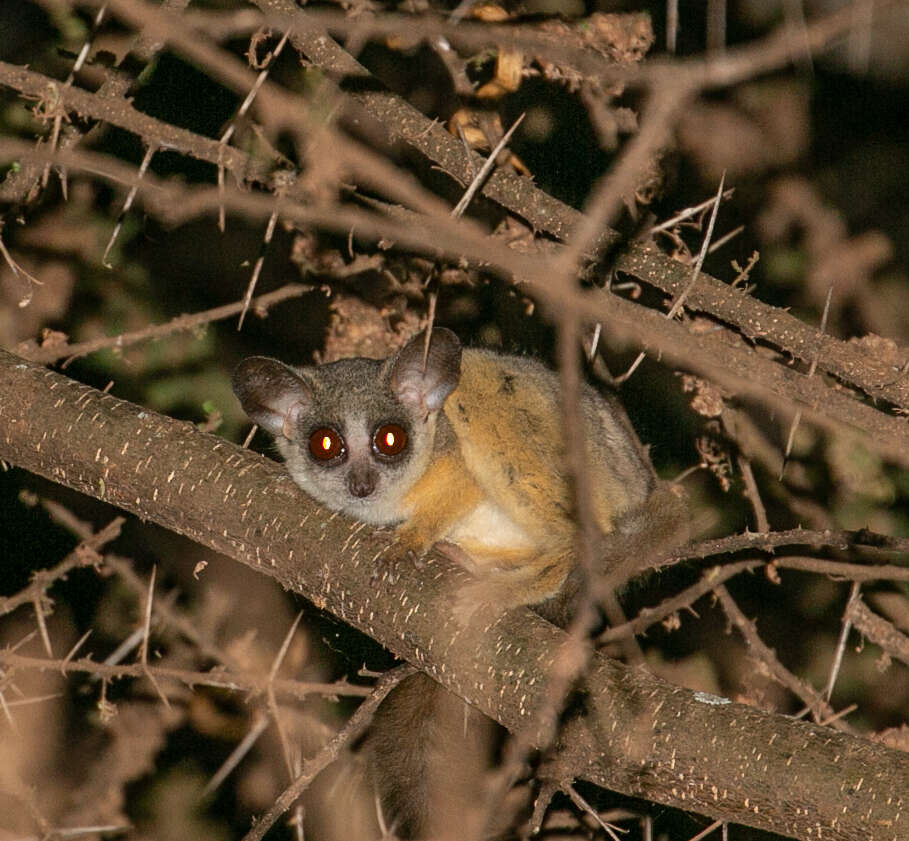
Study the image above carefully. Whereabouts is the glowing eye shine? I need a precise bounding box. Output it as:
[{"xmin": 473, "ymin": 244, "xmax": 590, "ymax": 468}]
[
  {"xmin": 309, "ymin": 427, "xmax": 343, "ymax": 461},
  {"xmin": 374, "ymin": 423, "xmax": 407, "ymax": 457}
]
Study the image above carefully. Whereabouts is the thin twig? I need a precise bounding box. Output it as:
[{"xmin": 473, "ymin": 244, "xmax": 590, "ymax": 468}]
[
  {"xmin": 736, "ymin": 455, "xmax": 770, "ymax": 534},
  {"xmin": 102, "ymin": 142, "xmax": 157, "ymax": 267},
  {"xmin": 9, "ymin": 823, "xmax": 132, "ymax": 840},
  {"xmin": 566, "ymin": 783, "xmax": 627, "ymax": 841},
  {"xmin": 598, "ymin": 560, "xmax": 762, "ymax": 644},
  {"xmin": 617, "ymin": 172, "xmax": 726, "ymax": 383},
  {"xmin": 707, "ymin": 224, "xmax": 744, "ymax": 253},
  {"xmin": 649, "ymin": 188, "xmax": 735, "ymax": 234},
  {"xmin": 686, "ymin": 819, "xmax": 725, "ymax": 841},
  {"xmin": 771, "ymin": 555, "xmax": 909, "ymax": 582},
  {"xmin": 219, "ymin": 29, "xmax": 290, "ymax": 232},
  {"xmin": 782, "ymin": 283, "xmax": 834, "ymax": 476},
  {"xmin": 0, "ymin": 651, "xmax": 373, "ymax": 701},
  {"xmin": 665, "ymin": 172, "xmax": 727, "ymax": 321},
  {"xmin": 61, "ymin": 629, "xmax": 92, "ymax": 675},
  {"xmin": 267, "ymin": 612, "xmax": 306, "ymax": 786},
  {"xmin": 17, "ymin": 283, "xmax": 310, "ymax": 365},
  {"xmin": 138, "ymin": 565, "xmax": 171, "ymax": 710},
  {"xmin": 203, "ymin": 714, "xmax": 271, "ymax": 797},
  {"xmin": 844, "ymin": 594, "xmax": 909, "ymax": 667},
  {"xmin": 824, "ymin": 581, "xmax": 860, "ymax": 701},
  {"xmin": 240, "ymin": 664, "xmax": 415, "ymax": 841},
  {"xmin": 450, "ymin": 113, "xmax": 525, "ymax": 219},
  {"xmin": 0, "ymin": 517, "xmax": 122, "ymax": 616},
  {"xmin": 139, "ymin": 565, "xmax": 156, "ymax": 668},
  {"xmin": 237, "ymin": 199, "xmax": 282, "ymax": 330},
  {"xmin": 32, "ymin": 596, "xmax": 53, "ymax": 659},
  {"xmin": 675, "ymin": 527, "xmax": 909, "ymax": 561},
  {"xmin": 713, "ymin": 584, "xmax": 848, "ymax": 729}
]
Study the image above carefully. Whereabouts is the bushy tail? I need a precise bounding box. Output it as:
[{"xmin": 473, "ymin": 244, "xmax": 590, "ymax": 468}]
[{"xmin": 366, "ymin": 672, "xmax": 499, "ymax": 839}]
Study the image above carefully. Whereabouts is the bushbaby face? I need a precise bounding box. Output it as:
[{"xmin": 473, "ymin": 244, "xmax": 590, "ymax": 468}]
[
  {"xmin": 272, "ymin": 357, "xmax": 441, "ymax": 524},
  {"xmin": 231, "ymin": 330, "xmax": 462, "ymax": 525}
]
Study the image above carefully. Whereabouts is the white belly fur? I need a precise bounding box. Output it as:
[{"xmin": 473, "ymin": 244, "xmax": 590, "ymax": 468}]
[{"xmin": 445, "ymin": 500, "xmax": 535, "ymax": 567}]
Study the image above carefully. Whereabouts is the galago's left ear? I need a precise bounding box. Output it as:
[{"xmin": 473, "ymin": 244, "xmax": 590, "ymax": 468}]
[
  {"xmin": 231, "ymin": 357, "xmax": 313, "ymax": 440},
  {"xmin": 389, "ymin": 328, "xmax": 462, "ymax": 415}
]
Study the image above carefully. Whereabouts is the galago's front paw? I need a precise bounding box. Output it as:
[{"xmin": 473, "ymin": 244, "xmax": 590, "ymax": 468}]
[
  {"xmin": 393, "ymin": 524, "xmax": 434, "ymax": 566},
  {"xmin": 404, "ymin": 546, "xmax": 429, "ymax": 570}
]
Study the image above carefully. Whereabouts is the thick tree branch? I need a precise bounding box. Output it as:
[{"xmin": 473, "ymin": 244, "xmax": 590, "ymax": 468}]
[
  {"xmin": 1, "ymin": 132, "xmax": 907, "ymax": 468},
  {"xmin": 0, "ymin": 348, "xmax": 906, "ymax": 841}
]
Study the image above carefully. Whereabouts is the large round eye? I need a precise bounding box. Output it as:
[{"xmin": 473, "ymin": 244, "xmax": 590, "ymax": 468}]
[
  {"xmin": 373, "ymin": 423, "xmax": 407, "ymax": 457},
  {"xmin": 309, "ymin": 427, "xmax": 344, "ymax": 461}
]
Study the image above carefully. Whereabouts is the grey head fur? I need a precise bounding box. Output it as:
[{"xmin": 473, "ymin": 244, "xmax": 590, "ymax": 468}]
[{"xmin": 231, "ymin": 329, "xmax": 462, "ymax": 525}]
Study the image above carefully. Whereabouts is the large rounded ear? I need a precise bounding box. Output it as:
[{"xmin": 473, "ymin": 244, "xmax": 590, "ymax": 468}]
[
  {"xmin": 389, "ymin": 328, "xmax": 462, "ymax": 415},
  {"xmin": 231, "ymin": 357, "xmax": 312, "ymax": 440}
]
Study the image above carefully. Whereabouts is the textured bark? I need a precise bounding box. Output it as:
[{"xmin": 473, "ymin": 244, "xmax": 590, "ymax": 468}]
[
  {"xmin": 0, "ymin": 347, "xmax": 906, "ymax": 841},
  {"xmin": 252, "ymin": 0, "xmax": 909, "ymax": 415}
]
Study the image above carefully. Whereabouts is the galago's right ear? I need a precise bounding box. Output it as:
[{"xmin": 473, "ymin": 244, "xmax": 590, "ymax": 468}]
[
  {"xmin": 231, "ymin": 357, "xmax": 313, "ymax": 440},
  {"xmin": 388, "ymin": 328, "xmax": 462, "ymax": 417}
]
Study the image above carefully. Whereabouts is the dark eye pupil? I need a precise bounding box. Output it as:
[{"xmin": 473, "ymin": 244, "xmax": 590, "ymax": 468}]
[
  {"xmin": 309, "ymin": 427, "xmax": 342, "ymax": 461},
  {"xmin": 375, "ymin": 424, "xmax": 406, "ymax": 456}
]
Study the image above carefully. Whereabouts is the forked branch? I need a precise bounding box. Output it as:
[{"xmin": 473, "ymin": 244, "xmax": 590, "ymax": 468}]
[{"xmin": 0, "ymin": 349, "xmax": 905, "ymax": 841}]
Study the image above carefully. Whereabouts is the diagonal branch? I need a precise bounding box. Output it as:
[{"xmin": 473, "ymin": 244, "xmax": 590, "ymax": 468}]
[
  {"xmin": 0, "ymin": 60, "xmax": 268, "ymax": 184},
  {"xmin": 250, "ymin": 0, "xmax": 909, "ymax": 408},
  {"xmin": 0, "ymin": 348, "xmax": 906, "ymax": 841},
  {"xmin": 0, "ymin": 517, "xmax": 122, "ymax": 616},
  {"xmin": 2, "ymin": 6, "xmax": 908, "ymax": 414},
  {"xmin": 1, "ymin": 128, "xmax": 906, "ymax": 466}
]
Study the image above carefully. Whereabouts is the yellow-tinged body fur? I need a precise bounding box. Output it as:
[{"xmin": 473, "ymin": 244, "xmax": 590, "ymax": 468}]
[{"xmin": 399, "ymin": 348, "xmax": 654, "ymax": 613}]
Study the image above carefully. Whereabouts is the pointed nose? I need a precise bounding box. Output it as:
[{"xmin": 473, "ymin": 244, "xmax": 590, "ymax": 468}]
[{"xmin": 347, "ymin": 467, "xmax": 377, "ymax": 498}]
